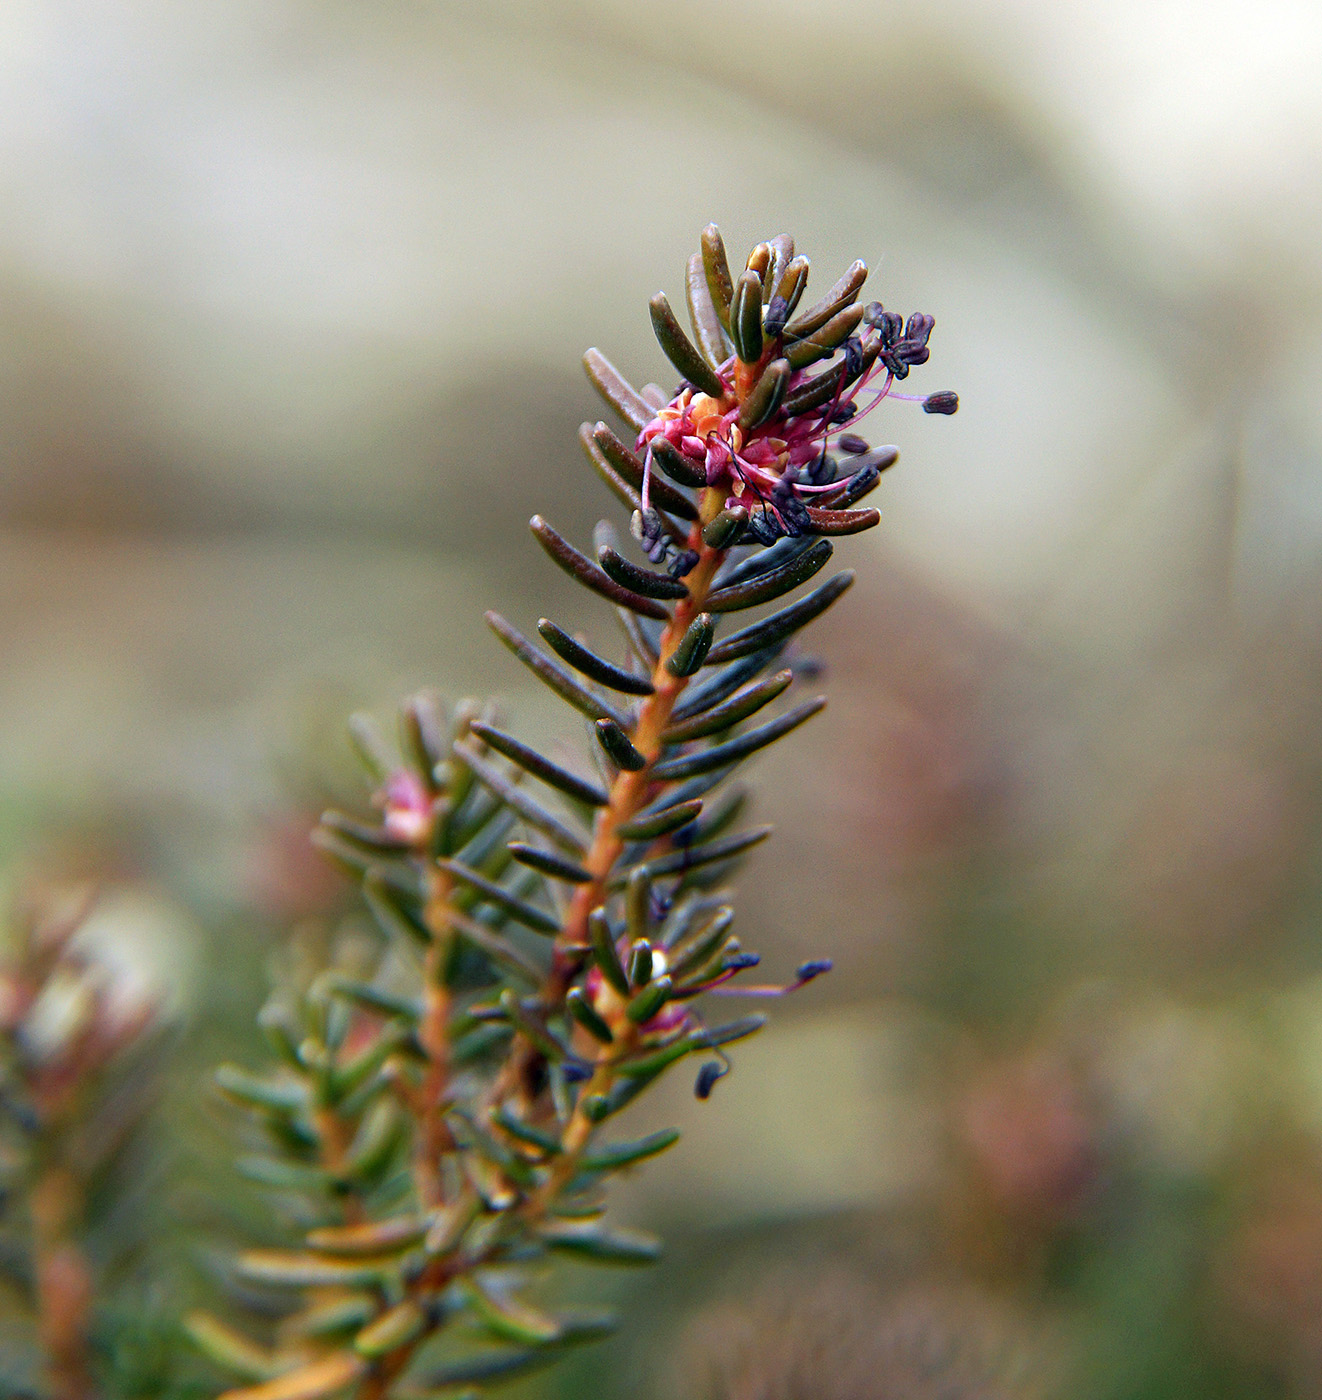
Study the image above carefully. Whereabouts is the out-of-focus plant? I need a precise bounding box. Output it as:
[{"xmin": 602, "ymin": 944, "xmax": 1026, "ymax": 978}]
[
  {"xmin": 0, "ymin": 886, "xmax": 168, "ymax": 1400},
  {"xmin": 185, "ymin": 226, "xmax": 956, "ymax": 1399}
]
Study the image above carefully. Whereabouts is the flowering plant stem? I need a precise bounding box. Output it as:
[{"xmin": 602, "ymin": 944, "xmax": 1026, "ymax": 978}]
[{"xmin": 194, "ymin": 225, "xmax": 955, "ymax": 1400}]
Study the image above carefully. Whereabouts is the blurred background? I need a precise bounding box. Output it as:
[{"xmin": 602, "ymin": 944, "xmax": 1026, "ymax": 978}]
[{"xmin": 4, "ymin": 1, "xmax": 1322, "ymax": 1396}]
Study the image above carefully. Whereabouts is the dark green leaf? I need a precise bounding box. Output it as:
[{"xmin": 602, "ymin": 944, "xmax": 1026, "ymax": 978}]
[
  {"xmin": 682, "ymin": 784, "xmax": 747, "ymax": 846},
  {"xmin": 499, "ymin": 989, "xmax": 570, "ymax": 1064},
  {"xmin": 665, "ymin": 611, "xmax": 715, "ymax": 677},
  {"xmin": 354, "ymin": 1299, "xmax": 426, "ymax": 1358},
  {"xmin": 362, "ymin": 870, "xmax": 431, "ymax": 948},
  {"xmin": 766, "ymin": 235, "xmax": 796, "ymax": 302},
  {"xmin": 704, "ymin": 538, "xmax": 833, "ymax": 612},
  {"xmin": 667, "ymin": 907, "xmax": 736, "ymax": 980},
  {"xmin": 402, "ymin": 692, "xmax": 447, "ymax": 787},
  {"xmin": 651, "ymin": 436, "xmax": 707, "ymax": 489},
  {"xmin": 492, "ymin": 1104, "xmax": 563, "ymax": 1154},
  {"xmin": 614, "ymin": 1033, "xmax": 695, "ymax": 1080},
  {"xmin": 579, "ymin": 419, "xmax": 646, "ymax": 519},
  {"xmin": 820, "ymin": 447, "xmax": 898, "ymax": 505},
  {"xmin": 453, "ymin": 738, "xmax": 589, "ymax": 855},
  {"xmin": 538, "ymin": 1221, "xmax": 662, "ymax": 1264},
  {"xmin": 307, "ymin": 1217, "xmax": 428, "ymax": 1257},
  {"xmin": 615, "ymin": 798, "xmax": 703, "ymax": 840},
  {"xmin": 685, "ymin": 250, "xmax": 730, "ymax": 366},
  {"xmin": 625, "ymin": 866, "xmax": 652, "ymax": 944},
  {"xmin": 452, "ymin": 805, "xmax": 518, "ymax": 877},
  {"xmin": 737, "ymin": 358, "xmax": 790, "ymax": 432},
  {"xmin": 508, "ymin": 842, "xmax": 592, "ymax": 884},
  {"xmin": 596, "ymin": 545, "xmax": 688, "ymax": 601},
  {"xmin": 214, "ymin": 1064, "xmax": 306, "ymax": 1115},
  {"xmin": 717, "ymin": 534, "xmax": 817, "ymax": 587},
  {"xmin": 467, "ymin": 719, "xmax": 609, "ymax": 807},
  {"xmin": 652, "ymin": 697, "xmax": 824, "ymax": 780},
  {"xmin": 235, "ymin": 1155, "xmax": 337, "ymax": 1192},
  {"xmin": 650, "ymin": 291, "xmax": 724, "ymax": 397},
  {"xmin": 784, "ymin": 303, "xmax": 866, "ymax": 371},
  {"xmin": 635, "ymin": 825, "xmax": 773, "ymax": 880},
  {"xmin": 537, "ymin": 618, "xmax": 656, "ymax": 695},
  {"xmin": 700, "ymin": 224, "xmax": 734, "ymax": 332},
  {"xmin": 783, "ymin": 259, "xmax": 867, "ymax": 340},
  {"xmin": 347, "ymin": 1100, "xmax": 406, "ymax": 1184},
  {"xmin": 464, "ymin": 1278, "xmax": 561, "ymax": 1345},
  {"xmin": 703, "ymin": 571, "xmax": 854, "ymax": 665},
  {"xmin": 530, "ymin": 516, "xmax": 670, "ymax": 620},
  {"xmin": 448, "ymin": 908, "xmax": 545, "ymax": 984},
  {"xmin": 347, "ymin": 711, "xmax": 393, "ymax": 781},
  {"xmin": 437, "ymin": 856, "xmax": 559, "ymax": 936},
  {"xmin": 566, "ymin": 987, "xmax": 614, "ymax": 1043},
  {"xmin": 322, "ymin": 977, "xmax": 423, "ymax": 1022},
  {"xmin": 729, "ymin": 269, "xmax": 763, "ymax": 364},
  {"xmin": 668, "ymin": 647, "xmax": 781, "ymax": 719},
  {"xmin": 781, "ymin": 361, "xmax": 845, "ymax": 415},
  {"xmin": 625, "ymin": 975, "xmax": 672, "ymax": 1024},
  {"xmin": 594, "ymin": 718, "xmax": 646, "ymax": 771},
  {"xmin": 486, "ymin": 611, "xmax": 632, "ymax": 729},
  {"xmin": 703, "ymin": 505, "xmax": 747, "ymax": 549},
  {"xmin": 580, "ymin": 1126, "xmax": 680, "ymax": 1171},
  {"xmin": 663, "ymin": 670, "xmax": 793, "ymax": 743},
  {"xmin": 697, "ymin": 1014, "xmax": 768, "ymax": 1048},
  {"xmin": 582, "ymin": 348, "xmax": 652, "ymax": 432},
  {"xmin": 318, "ymin": 809, "xmax": 409, "ymax": 854},
  {"xmin": 591, "ymin": 423, "xmax": 699, "ymax": 522},
  {"xmin": 589, "ymin": 909, "xmax": 629, "ymax": 996}
]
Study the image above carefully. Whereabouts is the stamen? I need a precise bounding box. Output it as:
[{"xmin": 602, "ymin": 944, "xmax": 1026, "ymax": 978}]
[{"xmin": 707, "ymin": 957, "xmax": 834, "ymax": 998}]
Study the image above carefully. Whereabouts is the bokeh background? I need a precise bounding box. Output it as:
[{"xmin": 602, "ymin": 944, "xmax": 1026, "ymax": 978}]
[{"xmin": 5, "ymin": 1, "xmax": 1322, "ymax": 1396}]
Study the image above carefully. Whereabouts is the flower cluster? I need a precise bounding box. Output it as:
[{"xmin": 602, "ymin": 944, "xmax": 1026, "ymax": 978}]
[{"xmin": 631, "ymin": 228, "xmax": 957, "ymax": 553}]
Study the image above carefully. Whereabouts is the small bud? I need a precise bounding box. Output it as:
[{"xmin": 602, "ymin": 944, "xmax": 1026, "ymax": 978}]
[
  {"xmin": 703, "ymin": 506, "xmax": 748, "ymax": 550},
  {"xmin": 628, "ymin": 940, "xmax": 654, "ymax": 987},
  {"xmin": 922, "ymin": 390, "xmax": 959, "ymax": 415},
  {"xmin": 595, "ymin": 718, "xmax": 647, "ymax": 771},
  {"xmin": 666, "ymin": 612, "xmax": 716, "ymax": 677},
  {"xmin": 625, "ymin": 975, "xmax": 673, "ymax": 1025},
  {"xmin": 837, "ymin": 433, "xmax": 870, "ymax": 454}
]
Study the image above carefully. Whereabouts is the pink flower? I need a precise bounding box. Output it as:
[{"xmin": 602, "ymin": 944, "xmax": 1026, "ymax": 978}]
[
  {"xmin": 636, "ymin": 303, "xmax": 956, "ymax": 548},
  {"xmin": 380, "ymin": 769, "xmax": 433, "ymax": 847}
]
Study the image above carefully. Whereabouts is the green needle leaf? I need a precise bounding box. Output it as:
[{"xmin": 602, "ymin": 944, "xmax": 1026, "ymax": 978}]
[
  {"xmin": 783, "ymin": 259, "xmax": 867, "ymax": 340},
  {"xmin": 665, "ymin": 612, "xmax": 715, "ymax": 677},
  {"xmin": 537, "ymin": 618, "xmax": 658, "ymax": 693},
  {"xmin": 530, "ymin": 516, "xmax": 671, "ymax": 620},
  {"xmin": 467, "ymin": 719, "xmax": 609, "ymax": 807},
  {"xmin": 700, "ymin": 223, "xmax": 734, "ymax": 332},
  {"xmin": 650, "ymin": 291, "xmax": 724, "ymax": 397},
  {"xmin": 583, "ymin": 348, "xmax": 652, "ymax": 432},
  {"xmin": 486, "ymin": 611, "xmax": 633, "ymax": 729},
  {"xmin": 685, "ymin": 250, "xmax": 730, "ymax": 366},
  {"xmin": 662, "ymin": 670, "xmax": 793, "ymax": 743},
  {"xmin": 703, "ymin": 571, "xmax": 854, "ymax": 665},
  {"xmin": 437, "ymin": 856, "xmax": 560, "ymax": 935},
  {"xmin": 652, "ymin": 698, "xmax": 825, "ymax": 780}
]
